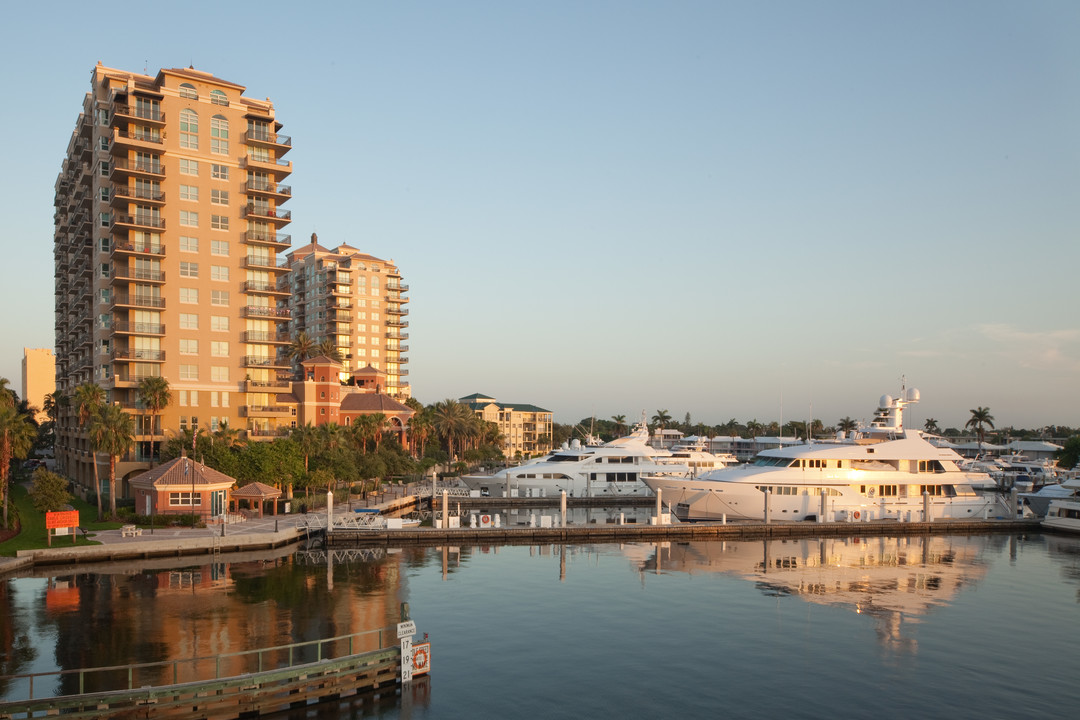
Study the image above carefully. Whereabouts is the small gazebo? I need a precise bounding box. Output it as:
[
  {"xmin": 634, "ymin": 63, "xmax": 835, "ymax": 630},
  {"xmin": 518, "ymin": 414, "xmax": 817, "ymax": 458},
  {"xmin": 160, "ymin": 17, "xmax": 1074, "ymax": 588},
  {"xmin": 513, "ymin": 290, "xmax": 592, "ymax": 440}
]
[{"xmin": 230, "ymin": 481, "xmax": 283, "ymax": 518}]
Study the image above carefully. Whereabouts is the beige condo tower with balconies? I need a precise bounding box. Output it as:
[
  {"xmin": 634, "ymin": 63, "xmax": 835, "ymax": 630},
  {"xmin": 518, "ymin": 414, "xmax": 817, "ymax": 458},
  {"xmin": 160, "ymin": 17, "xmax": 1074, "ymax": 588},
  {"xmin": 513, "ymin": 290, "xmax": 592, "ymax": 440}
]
[{"xmin": 53, "ymin": 64, "xmax": 294, "ymax": 496}]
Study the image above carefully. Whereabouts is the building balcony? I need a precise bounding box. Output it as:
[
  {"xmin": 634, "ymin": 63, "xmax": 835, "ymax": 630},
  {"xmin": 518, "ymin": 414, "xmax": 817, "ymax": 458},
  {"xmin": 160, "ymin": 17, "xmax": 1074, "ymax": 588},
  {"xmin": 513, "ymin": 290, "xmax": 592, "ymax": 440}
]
[
  {"xmin": 243, "ymin": 255, "xmax": 290, "ymax": 272},
  {"xmin": 330, "ymin": 310, "xmax": 352, "ymax": 322},
  {"xmin": 386, "ymin": 332, "xmax": 409, "ymax": 340},
  {"xmin": 243, "ymin": 378, "xmax": 292, "ymax": 393},
  {"xmin": 386, "ymin": 318, "xmax": 409, "ymax": 328},
  {"xmin": 111, "ymin": 241, "xmax": 165, "ymax": 259},
  {"xmin": 112, "ymin": 213, "xmax": 165, "ymax": 232},
  {"xmin": 243, "ymin": 204, "xmax": 291, "ymax": 226},
  {"xmin": 111, "ymin": 293, "xmax": 165, "ymax": 310},
  {"xmin": 244, "ymin": 180, "xmax": 292, "ymax": 201},
  {"xmin": 110, "ymin": 158, "xmax": 164, "ymax": 181},
  {"xmin": 112, "ymin": 321, "xmax": 165, "ymax": 336},
  {"xmin": 240, "ymin": 155, "xmax": 292, "ymax": 179},
  {"xmin": 111, "ymin": 128, "xmax": 163, "ymax": 153},
  {"xmin": 111, "ymin": 267, "xmax": 165, "ymax": 284},
  {"xmin": 244, "ymin": 129, "xmax": 292, "ymax": 153},
  {"xmin": 243, "ymin": 230, "xmax": 292, "ymax": 250},
  {"xmin": 112, "ymin": 348, "xmax": 165, "ymax": 362},
  {"xmin": 241, "ymin": 405, "xmax": 293, "ymax": 418},
  {"xmin": 112, "ymin": 104, "xmax": 165, "ymax": 125},
  {"xmin": 387, "ymin": 292, "xmax": 410, "ymax": 303},
  {"xmin": 246, "ymin": 427, "xmax": 292, "ymax": 442},
  {"xmin": 241, "ymin": 280, "xmax": 289, "ymax": 296},
  {"xmin": 241, "ymin": 330, "xmax": 289, "ymax": 344},
  {"xmin": 386, "ymin": 307, "xmax": 408, "ymax": 316},
  {"xmin": 242, "ymin": 356, "xmax": 290, "ymax": 369},
  {"xmin": 387, "ymin": 283, "xmax": 409, "ymax": 292},
  {"xmin": 111, "ymin": 186, "xmax": 165, "ymax": 207},
  {"xmin": 242, "ymin": 305, "xmax": 291, "ymax": 320}
]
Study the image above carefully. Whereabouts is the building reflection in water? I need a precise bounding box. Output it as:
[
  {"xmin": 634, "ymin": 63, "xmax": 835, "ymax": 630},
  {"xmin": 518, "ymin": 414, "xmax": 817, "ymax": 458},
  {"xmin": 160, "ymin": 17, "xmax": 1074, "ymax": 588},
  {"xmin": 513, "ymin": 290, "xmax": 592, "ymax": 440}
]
[
  {"xmin": 4, "ymin": 543, "xmax": 415, "ymax": 697},
  {"xmin": 630, "ymin": 535, "xmax": 993, "ymax": 654}
]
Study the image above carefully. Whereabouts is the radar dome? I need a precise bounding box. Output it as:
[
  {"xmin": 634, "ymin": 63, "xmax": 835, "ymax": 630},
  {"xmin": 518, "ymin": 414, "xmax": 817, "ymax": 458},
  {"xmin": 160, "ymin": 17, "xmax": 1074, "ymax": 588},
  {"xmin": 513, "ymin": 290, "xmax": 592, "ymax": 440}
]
[
  {"xmin": 879, "ymin": 394, "xmax": 893, "ymax": 409},
  {"xmin": 905, "ymin": 388, "xmax": 921, "ymax": 402}
]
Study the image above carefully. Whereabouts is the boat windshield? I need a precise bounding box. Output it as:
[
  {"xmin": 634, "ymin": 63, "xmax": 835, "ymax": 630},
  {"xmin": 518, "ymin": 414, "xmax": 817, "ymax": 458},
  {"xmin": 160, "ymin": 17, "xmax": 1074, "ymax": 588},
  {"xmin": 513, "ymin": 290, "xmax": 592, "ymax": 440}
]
[
  {"xmin": 548, "ymin": 454, "xmax": 586, "ymax": 462},
  {"xmin": 753, "ymin": 457, "xmax": 800, "ymax": 467}
]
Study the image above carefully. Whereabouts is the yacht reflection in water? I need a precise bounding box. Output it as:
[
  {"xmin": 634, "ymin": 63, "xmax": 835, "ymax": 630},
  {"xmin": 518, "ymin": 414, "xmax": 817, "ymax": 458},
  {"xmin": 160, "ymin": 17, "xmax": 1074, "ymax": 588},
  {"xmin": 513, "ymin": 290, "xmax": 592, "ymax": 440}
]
[{"xmin": 632, "ymin": 535, "xmax": 992, "ymax": 653}]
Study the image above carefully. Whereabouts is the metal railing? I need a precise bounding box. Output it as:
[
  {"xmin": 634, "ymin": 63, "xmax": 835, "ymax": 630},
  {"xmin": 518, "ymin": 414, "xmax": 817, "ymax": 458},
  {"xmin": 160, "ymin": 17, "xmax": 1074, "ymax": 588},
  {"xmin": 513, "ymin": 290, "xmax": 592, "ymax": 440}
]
[{"xmin": 0, "ymin": 629, "xmax": 388, "ymax": 702}]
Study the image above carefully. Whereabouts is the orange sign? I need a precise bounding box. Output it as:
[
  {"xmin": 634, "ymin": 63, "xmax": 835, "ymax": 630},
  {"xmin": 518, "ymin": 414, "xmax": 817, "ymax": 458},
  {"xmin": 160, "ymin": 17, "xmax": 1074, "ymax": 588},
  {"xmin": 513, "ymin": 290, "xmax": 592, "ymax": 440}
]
[{"xmin": 46, "ymin": 510, "xmax": 79, "ymax": 530}]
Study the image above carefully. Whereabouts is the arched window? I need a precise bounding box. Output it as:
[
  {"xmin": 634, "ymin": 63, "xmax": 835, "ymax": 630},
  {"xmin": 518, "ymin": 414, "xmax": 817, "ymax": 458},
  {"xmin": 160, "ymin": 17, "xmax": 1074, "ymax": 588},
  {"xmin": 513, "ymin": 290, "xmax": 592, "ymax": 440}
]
[
  {"xmin": 210, "ymin": 114, "xmax": 229, "ymax": 155},
  {"xmin": 209, "ymin": 89, "xmax": 228, "ymax": 106},
  {"xmin": 179, "ymin": 109, "xmax": 198, "ymax": 150},
  {"xmin": 178, "ymin": 83, "xmax": 198, "ymax": 100}
]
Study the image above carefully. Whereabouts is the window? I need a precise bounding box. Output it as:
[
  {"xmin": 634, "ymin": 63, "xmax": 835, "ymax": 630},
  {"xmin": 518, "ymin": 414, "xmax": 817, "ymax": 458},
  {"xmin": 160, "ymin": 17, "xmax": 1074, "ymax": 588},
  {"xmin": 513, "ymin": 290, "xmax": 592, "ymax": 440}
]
[
  {"xmin": 179, "ymin": 184, "xmax": 198, "ymax": 201},
  {"xmin": 210, "ymin": 89, "xmax": 228, "ymax": 106},
  {"xmin": 210, "ymin": 115, "xmax": 229, "ymax": 154},
  {"xmin": 179, "ymin": 158, "xmax": 199, "ymax": 175},
  {"xmin": 179, "ymin": 288, "xmax": 198, "ymax": 304},
  {"xmin": 100, "ymin": 212, "xmax": 110, "ymax": 227},
  {"xmin": 99, "ymin": 238, "xmax": 110, "ymax": 253},
  {"xmin": 100, "ymin": 188, "xmax": 110, "ymax": 202},
  {"xmin": 211, "ymin": 366, "xmax": 229, "ymax": 382},
  {"xmin": 180, "ymin": 364, "xmax": 198, "ymax": 380},
  {"xmin": 179, "ymin": 313, "xmax": 198, "ymax": 329},
  {"xmin": 211, "ymin": 239, "xmax": 229, "ymax": 256},
  {"xmin": 169, "ymin": 492, "xmax": 200, "ymax": 507},
  {"xmin": 99, "ymin": 137, "xmax": 109, "ymax": 151},
  {"xmin": 179, "ymin": 109, "xmax": 198, "ymax": 149},
  {"xmin": 211, "ymin": 189, "xmax": 229, "ymax": 205},
  {"xmin": 96, "ymin": 108, "xmax": 109, "ymax": 125},
  {"xmin": 179, "ymin": 83, "xmax": 198, "ymax": 100},
  {"xmin": 211, "ymin": 290, "xmax": 229, "ymax": 306},
  {"xmin": 179, "ymin": 261, "xmax": 198, "ymax": 278},
  {"xmin": 248, "ymin": 146, "xmax": 270, "ymax": 162},
  {"xmin": 180, "ymin": 339, "xmax": 198, "ymax": 355},
  {"xmin": 179, "ymin": 390, "xmax": 188, "ymax": 407},
  {"xmin": 211, "ymin": 341, "xmax": 229, "ymax": 356},
  {"xmin": 99, "ymin": 161, "xmax": 110, "ymax": 177},
  {"xmin": 179, "ymin": 236, "xmax": 198, "ymax": 253},
  {"xmin": 210, "ymin": 265, "xmax": 229, "ymax": 281},
  {"xmin": 210, "ymin": 315, "xmax": 229, "ymax": 331},
  {"xmin": 100, "ymin": 263, "xmax": 110, "ymax": 278},
  {"xmin": 211, "ymin": 214, "xmax": 229, "ymax": 230},
  {"xmin": 212, "ymin": 164, "xmax": 229, "ymax": 180},
  {"xmin": 179, "ymin": 210, "xmax": 198, "ymax": 227}
]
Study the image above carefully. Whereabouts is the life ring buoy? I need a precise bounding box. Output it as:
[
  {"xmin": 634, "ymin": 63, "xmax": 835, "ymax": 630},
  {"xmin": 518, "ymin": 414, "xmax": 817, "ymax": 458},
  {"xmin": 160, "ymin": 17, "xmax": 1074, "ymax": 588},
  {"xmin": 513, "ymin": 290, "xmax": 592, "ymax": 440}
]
[
  {"xmin": 481, "ymin": 514, "xmax": 491, "ymax": 524},
  {"xmin": 413, "ymin": 647, "xmax": 429, "ymax": 670},
  {"xmin": 853, "ymin": 510, "xmax": 861, "ymax": 520}
]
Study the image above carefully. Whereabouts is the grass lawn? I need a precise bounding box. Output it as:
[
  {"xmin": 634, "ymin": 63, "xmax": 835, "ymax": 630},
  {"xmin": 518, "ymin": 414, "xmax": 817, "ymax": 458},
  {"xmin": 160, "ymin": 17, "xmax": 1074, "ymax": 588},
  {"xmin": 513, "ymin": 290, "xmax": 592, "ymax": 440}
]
[{"xmin": 0, "ymin": 484, "xmax": 123, "ymax": 556}]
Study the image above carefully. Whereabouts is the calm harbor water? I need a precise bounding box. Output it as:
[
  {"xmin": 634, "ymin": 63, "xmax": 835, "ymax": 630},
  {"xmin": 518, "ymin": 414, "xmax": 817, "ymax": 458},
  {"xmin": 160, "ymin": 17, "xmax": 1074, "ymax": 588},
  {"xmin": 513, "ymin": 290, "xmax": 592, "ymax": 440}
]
[{"xmin": 3, "ymin": 531, "xmax": 1079, "ymax": 719}]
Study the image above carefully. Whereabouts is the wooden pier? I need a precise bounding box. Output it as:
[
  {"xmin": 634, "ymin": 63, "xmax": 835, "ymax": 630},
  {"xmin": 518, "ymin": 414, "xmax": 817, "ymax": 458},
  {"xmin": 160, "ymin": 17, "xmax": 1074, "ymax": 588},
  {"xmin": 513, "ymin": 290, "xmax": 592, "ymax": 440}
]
[{"xmin": 0, "ymin": 631, "xmax": 404, "ymax": 720}]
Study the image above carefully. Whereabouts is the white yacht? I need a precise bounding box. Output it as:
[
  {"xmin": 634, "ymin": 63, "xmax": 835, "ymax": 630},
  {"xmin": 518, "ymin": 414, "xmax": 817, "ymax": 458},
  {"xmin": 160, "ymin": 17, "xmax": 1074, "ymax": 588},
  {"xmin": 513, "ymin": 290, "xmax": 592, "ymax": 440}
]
[
  {"xmin": 1041, "ymin": 478, "xmax": 1080, "ymax": 533},
  {"xmin": 460, "ymin": 419, "xmax": 683, "ymax": 497},
  {"xmin": 658, "ymin": 437, "xmax": 738, "ymax": 476},
  {"xmin": 642, "ymin": 388, "xmax": 1009, "ymax": 522}
]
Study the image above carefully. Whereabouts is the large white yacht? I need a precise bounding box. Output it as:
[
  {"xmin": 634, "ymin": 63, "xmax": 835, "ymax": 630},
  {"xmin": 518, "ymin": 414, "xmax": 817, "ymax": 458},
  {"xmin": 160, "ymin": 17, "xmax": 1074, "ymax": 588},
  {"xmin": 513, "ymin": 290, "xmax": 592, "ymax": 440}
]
[
  {"xmin": 642, "ymin": 388, "xmax": 1009, "ymax": 522},
  {"xmin": 657, "ymin": 437, "xmax": 738, "ymax": 476},
  {"xmin": 460, "ymin": 419, "xmax": 683, "ymax": 497}
]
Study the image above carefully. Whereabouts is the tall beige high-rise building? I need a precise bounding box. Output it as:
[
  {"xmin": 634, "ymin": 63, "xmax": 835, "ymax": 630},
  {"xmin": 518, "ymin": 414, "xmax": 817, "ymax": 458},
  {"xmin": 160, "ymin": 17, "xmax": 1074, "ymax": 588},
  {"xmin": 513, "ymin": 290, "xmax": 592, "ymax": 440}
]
[
  {"xmin": 22, "ymin": 347, "xmax": 56, "ymax": 424},
  {"xmin": 54, "ymin": 64, "xmax": 293, "ymax": 495},
  {"xmin": 284, "ymin": 236, "xmax": 410, "ymax": 398}
]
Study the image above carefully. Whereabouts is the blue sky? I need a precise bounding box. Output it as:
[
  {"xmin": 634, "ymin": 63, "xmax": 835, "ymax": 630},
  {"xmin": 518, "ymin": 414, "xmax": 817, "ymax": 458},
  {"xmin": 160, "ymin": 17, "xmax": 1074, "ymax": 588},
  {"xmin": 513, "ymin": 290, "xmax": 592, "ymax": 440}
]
[{"xmin": 2, "ymin": 1, "xmax": 1078, "ymax": 430}]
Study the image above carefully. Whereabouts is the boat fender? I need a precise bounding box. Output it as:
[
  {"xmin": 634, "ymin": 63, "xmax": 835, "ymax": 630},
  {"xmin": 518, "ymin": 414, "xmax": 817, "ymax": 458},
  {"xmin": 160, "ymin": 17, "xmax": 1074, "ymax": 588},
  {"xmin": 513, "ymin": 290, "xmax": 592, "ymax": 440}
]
[{"xmin": 853, "ymin": 510, "xmax": 861, "ymax": 520}]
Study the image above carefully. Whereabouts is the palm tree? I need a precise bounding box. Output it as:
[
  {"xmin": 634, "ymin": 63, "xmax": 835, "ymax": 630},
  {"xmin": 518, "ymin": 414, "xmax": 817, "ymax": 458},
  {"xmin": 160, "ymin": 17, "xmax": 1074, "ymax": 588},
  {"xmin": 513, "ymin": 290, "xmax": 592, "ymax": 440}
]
[
  {"xmin": 837, "ymin": 416, "xmax": 858, "ymax": 435},
  {"xmin": 651, "ymin": 409, "xmax": 671, "ymax": 430},
  {"xmin": 0, "ymin": 377, "xmax": 14, "ymax": 407},
  {"xmin": 923, "ymin": 417, "xmax": 940, "ymax": 434},
  {"xmin": 611, "ymin": 414, "xmax": 627, "ymax": 436},
  {"xmin": 137, "ymin": 376, "xmax": 171, "ymax": 465},
  {"xmin": 409, "ymin": 408, "xmax": 432, "ymax": 458},
  {"xmin": 369, "ymin": 413, "xmax": 388, "ymax": 452},
  {"xmin": 0, "ymin": 404, "xmax": 36, "ymax": 529},
  {"xmin": 432, "ymin": 399, "xmax": 469, "ymax": 460},
  {"xmin": 966, "ymin": 407, "xmax": 995, "ymax": 450},
  {"xmin": 350, "ymin": 414, "xmax": 376, "ymax": 454},
  {"xmin": 73, "ymin": 382, "xmax": 106, "ymax": 519},
  {"xmin": 745, "ymin": 419, "xmax": 764, "ymax": 439},
  {"xmin": 213, "ymin": 419, "xmax": 241, "ymax": 448},
  {"xmin": 291, "ymin": 422, "xmax": 320, "ymax": 473},
  {"xmin": 287, "ymin": 332, "xmax": 316, "ymax": 363},
  {"xmin": 88, "ymin": 403, "xmax": 134, "ymax": 518},
  {"xmin": 315, "ymin": 339, "xmax": 343, "ymax": 363}
]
